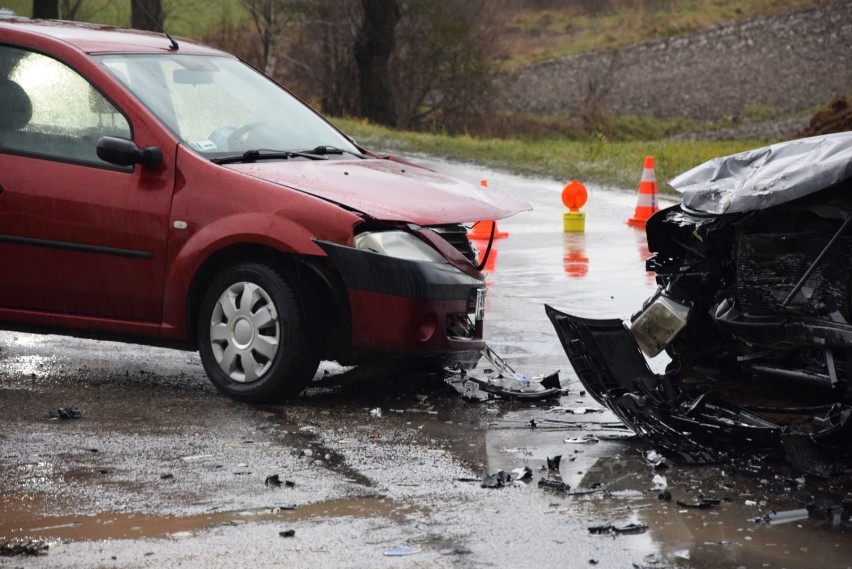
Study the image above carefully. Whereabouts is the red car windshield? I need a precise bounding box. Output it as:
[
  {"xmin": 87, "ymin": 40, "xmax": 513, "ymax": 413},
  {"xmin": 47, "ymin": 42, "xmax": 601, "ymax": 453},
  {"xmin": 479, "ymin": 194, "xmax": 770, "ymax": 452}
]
[{"xmin": 95, "ymin": 53, "xmax": 360, "ymax": 158}]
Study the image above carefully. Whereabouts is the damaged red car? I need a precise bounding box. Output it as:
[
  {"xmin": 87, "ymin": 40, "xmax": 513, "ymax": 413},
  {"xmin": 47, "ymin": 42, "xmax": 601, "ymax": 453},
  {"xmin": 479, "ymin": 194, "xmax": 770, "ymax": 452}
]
[{"xmin": 0, "ymin": 17, "xmax": 528, "ymax": 402}]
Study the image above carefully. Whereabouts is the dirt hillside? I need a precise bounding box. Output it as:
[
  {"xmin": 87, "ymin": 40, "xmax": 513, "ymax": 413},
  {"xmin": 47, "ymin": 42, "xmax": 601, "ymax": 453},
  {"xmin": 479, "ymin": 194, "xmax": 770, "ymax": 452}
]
[{"xmin": 497, "ymin": 1, "xmax": 852, "ymax": 139}]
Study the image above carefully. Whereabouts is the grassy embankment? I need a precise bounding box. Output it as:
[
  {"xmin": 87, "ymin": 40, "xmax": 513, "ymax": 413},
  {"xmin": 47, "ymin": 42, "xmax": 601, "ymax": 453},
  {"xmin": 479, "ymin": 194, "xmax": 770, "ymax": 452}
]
[
  {"xmin": 501, "ymin": 0, "xmax": 834, "ymax": 68},
  {"xmin": 334, "ymin": 117, "xmax": 765, "ymax": 193}
]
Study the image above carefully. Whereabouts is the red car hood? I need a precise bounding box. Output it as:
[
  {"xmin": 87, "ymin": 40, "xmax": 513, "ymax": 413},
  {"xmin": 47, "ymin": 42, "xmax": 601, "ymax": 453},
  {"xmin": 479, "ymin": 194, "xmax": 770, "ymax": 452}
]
[{"xmin": 227, "ymin": 158, "xmax": 530, "ymax": 225}]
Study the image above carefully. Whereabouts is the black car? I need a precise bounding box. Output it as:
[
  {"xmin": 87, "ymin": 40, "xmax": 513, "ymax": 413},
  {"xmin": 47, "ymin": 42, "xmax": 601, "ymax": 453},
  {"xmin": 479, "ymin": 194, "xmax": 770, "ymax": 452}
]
[{"xmin": 548, "ymin": 132, "xmax": 852, "ymax": 474}]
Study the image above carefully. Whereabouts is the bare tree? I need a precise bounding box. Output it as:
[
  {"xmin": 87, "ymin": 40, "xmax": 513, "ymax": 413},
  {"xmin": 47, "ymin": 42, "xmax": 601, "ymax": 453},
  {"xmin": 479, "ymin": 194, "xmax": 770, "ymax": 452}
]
[
  {"xmin": 59, "ymin": 0, "xmax": 85, "ymax": 19},
  {"xmin": 243, "ymin": 0, "xmax": 313, "ymax": 77},
  {"xmin": 353, "ymin": 0, "xmax": 399, "ymax": 126},
  {"xmin": 391, "ymin": 0, "xmax": 500, "ymax": 131},
  {"xmin": 205, "ymin": 0, "xmax": 501, "ymax": 133},
  {"xmin": 131, "ymin": 0, "xmax": 164, "ymax": 31},
  {"xmin": 32, "ymin": 0, "xmax": 58, "ymax": 19},
  {"xmin": 60, "ymin": 0, "xmax": 117, "ymax": 21}
]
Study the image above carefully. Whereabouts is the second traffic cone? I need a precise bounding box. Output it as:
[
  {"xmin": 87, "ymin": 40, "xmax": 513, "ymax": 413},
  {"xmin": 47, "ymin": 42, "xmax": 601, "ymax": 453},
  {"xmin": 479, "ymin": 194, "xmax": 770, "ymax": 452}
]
[
  {"xmin": 468, "ymin": 179, "xmax": 509, "ymax": 239},
  {"xmin": 627, "ymin": 156, "xmax": 659, "ymax": 227}
]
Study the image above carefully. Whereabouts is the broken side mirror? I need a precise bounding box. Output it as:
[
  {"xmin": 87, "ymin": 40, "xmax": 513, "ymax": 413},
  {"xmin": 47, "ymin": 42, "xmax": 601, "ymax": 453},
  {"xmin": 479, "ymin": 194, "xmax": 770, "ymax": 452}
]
[{"xmin": 96, "ymin": 136, "xmax": 162, "ymax": 171}]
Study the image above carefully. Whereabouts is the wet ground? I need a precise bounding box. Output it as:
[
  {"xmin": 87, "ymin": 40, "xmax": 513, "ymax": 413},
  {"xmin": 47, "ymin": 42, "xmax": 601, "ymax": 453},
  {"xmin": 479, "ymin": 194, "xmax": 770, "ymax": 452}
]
[{"xmin": 2, "ymin": 158, "xmax": 852, "ymax": 568}]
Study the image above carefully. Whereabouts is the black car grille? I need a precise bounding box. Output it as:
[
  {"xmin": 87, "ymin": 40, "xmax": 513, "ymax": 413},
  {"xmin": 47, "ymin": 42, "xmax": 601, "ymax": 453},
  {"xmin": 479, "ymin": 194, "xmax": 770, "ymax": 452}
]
[
  {"xmin": 737, "ymin": 232, "xmax": 850, "ymax": 318},
  {"xmin": 432, "ymin": 224, "xmax": 477, "ymax": 264}
]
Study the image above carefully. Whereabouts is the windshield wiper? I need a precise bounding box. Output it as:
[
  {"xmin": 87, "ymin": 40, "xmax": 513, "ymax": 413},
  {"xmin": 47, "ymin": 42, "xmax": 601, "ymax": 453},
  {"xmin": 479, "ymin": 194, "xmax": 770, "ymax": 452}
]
[
  {"xmin": 302, "ymin": 145, "xmax": 365, "ymax": 158},
  {"xmin": 211, "ymin": 149, "xmax": 329, "ymax": 165}
]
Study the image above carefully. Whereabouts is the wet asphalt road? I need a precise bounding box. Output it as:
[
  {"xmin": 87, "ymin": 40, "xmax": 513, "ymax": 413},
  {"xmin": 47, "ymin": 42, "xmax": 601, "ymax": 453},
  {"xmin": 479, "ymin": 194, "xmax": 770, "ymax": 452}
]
[{"xmin": 2, "ymin": 157, "xmax": 852, "ymax": 568}]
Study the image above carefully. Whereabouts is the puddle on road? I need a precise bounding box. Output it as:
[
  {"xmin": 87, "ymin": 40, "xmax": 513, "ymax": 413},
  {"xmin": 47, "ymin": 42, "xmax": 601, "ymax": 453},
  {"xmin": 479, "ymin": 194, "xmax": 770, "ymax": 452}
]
[{"xmin": 0, "ymin": 494, "xmax": 415, "ymax": 542}]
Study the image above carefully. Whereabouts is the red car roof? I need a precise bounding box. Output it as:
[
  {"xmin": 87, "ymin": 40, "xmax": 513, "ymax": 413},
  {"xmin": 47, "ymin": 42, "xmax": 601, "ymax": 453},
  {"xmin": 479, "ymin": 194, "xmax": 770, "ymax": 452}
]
[{"xmin": 0, "ymin": 16, "xmax": 228, "ymax": 56}]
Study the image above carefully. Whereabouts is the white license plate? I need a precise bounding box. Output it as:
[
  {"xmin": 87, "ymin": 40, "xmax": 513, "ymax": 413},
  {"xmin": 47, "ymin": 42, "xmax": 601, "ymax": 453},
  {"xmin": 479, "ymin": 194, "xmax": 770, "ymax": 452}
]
[{"xmin": 474, "ymin": 287, "xmax": 486, "ymax": 321}]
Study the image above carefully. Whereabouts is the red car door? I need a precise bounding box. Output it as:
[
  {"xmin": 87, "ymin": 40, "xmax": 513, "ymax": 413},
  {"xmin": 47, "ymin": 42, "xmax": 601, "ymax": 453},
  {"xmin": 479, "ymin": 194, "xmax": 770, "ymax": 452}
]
[{"xmin": 0, "ymin": 47, "xmax": 173, "ymax": 324}]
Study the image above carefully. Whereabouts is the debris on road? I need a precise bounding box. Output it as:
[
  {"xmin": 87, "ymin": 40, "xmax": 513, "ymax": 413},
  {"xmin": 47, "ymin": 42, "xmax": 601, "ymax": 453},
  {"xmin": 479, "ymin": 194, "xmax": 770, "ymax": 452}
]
[
  {"xmin": 445, "ymin": 346, "xmax": 562, "ymax": 402},
  {"xmin": 587, "ymin": 522, "xmax": 648, "ymax": 535},
  {"xmin": 0, "ymin": 539, "xmax": 49, "ymax": 557},
  {"xmin": 538, "ymin": 478, "xmax": 570, "ymax": 492},
  {"xmin": 265, "ymin": 475, "xmax": 295, "ymax": 488},
  {"xmin": 546, "ymin": 455, "xmax": 562, "ymax": 472},
  {"xmin": 753, "ymin": 508, "xmax": 809, "ymax": 524},
  {"xmin": 279, "ymin": 529, "xmax": 296, "ymax": 538},
  {"xmin": 481, "ymin": 470, "xmax": 512, "ymax": 488},
  {"xmin": 49, "ymin": 406, "xmax": 81, "ymax": 420},
  {"xmin": 564, "ymin": 435, "xmax": 599, "ymax": 444},
  {"xmin": 383, "ymin": 546, "xmax": 421, "ymax": 557},
  {"xmin": 676, "ymin": 498, "xmax": 720, "ymax": 510}
]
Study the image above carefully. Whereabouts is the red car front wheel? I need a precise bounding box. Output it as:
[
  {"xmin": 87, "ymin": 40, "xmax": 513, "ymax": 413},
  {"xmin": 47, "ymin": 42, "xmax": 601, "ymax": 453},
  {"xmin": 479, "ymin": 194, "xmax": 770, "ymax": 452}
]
[{"xmin": 197, "ymin": 262, "xmax": 319, "ymax": 402}]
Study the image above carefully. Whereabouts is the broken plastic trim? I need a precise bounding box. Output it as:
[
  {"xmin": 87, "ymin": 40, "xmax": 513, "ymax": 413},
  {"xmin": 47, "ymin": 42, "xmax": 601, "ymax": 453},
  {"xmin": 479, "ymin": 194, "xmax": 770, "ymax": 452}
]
[
  {"xmin": 545, "ymin": 304, "xmax": 852, "ymax": 472},
  {"xmin": 445, "ymin": 345, "xmax": 562, "ymax": 401}
]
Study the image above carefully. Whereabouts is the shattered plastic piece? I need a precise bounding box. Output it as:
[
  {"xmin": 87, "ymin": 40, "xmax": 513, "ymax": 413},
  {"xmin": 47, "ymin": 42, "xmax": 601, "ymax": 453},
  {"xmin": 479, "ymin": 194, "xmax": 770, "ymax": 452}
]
[
  {"xmin": 538, "ymin": 478, "xmax": 570, "ymax": 492},
  {"xmin": 565, "ymin": 435, "xmax": 599, "ymax": 444},
  {"xmin": 265, "ymin": 474, "xmax": 282, "ymax": 487},
  {"xmin": 753, "ymin": 508, "xmax": 809, "ymax": 524},
  {"xmin": 658, "ymin": 489, "xmax": 672, "ymax": 502},
  {"xmin": 568, "ymin": 484, "xmax": 606, "ymax": 496},
  {"xmin": 50, "ymin": 406, "xmax": 81, "ymax": 420},
  {"xmin": 612, "ymin": 523, "xmax": 648, "ymax": 535},
  {"xmin": 445, "ymin": 346, "xmax": 562, "ymax": 401},
  {"xmin": 651, "ymin": 474, "xmax": 667, "ymax": 491},
  {"xmin": 547, "ymin": 455, "xmax": 562, "ymax": 472},
  {"xmin": 643, "ymin": 450, "xmax": 671, "ymax": 470},
  {"xmin": 587, "ymin": 522, "xmax": 648, "ymax": 535},
  {"xmin": 512, "ymin": 467, "xmax": 533, "ymax": 481},
  {"xmin": 0, "ymin": 539, "xmax": 49, "ymax": 557},
  {"xmin": 383, "ymin": 546, "xmax": 421, "ymax": 557},
  {"xmin": 481, "ymin": 470, "xmax": 512, "ymax": 488},
  {"xmin": 587, "ymin": 522, "xmax": 613, "ymax": 534},
  {"xmin": 279, "ymin": 529, "xmax": 296, "ymax": 538},
  {"xmin": 676, "ymin": 499, "xmax": 716, "ymax": 510},
  {"xmin": 160, "ymin": 473, "xmax": 174, "ymax": 480},
  {"xmin": 539, "ymin": 372, "xmax": 562, "ymax": 390},
  {"xmin": 181, "ymin": 453, "xmax": 214, "ymax": 462}
]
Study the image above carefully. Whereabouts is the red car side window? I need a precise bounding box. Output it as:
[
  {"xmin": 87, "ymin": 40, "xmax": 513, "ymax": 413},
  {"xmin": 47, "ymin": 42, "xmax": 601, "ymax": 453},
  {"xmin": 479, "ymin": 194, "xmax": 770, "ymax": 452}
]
[{"xmin": 0, "ymin": 46, "xmax": 130, "ymax": 166}]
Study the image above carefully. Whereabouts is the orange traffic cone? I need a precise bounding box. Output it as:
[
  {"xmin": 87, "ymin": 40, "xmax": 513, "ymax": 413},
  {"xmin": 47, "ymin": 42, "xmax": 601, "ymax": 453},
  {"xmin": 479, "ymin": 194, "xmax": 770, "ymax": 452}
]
[
  {"xmin": 468, "ymin": 179, "xmax": 509, "ymax": 239},
  {"xmin": 627, "ymin": 156, "xmax": 659, "ymax": 227}
]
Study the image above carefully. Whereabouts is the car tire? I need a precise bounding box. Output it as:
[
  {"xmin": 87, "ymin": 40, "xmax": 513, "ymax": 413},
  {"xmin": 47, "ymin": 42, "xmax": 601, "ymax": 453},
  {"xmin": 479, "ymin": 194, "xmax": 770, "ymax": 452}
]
[{"xmin": 197, "ymin": 262, "xmax": 319, "ymax": 403}]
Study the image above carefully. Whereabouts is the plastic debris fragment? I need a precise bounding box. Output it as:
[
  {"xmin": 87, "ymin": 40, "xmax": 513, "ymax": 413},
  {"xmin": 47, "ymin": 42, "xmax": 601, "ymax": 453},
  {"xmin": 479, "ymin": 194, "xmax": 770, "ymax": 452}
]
[
  {"xmin": 383, "ymin": 546, "xmax": 421, "ymax": 556},
  {"xmin": 50, "ymin": 406, "xmax": 81, "ymax": 420}
]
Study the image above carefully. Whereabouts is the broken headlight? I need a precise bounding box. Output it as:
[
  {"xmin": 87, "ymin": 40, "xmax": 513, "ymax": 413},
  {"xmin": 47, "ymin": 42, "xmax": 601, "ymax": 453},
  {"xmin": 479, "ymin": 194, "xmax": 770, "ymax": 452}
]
[
  {"xmin": 629, "ymin": 291, "xmax": 691, "ymax": 357},
  {"xmin": 354, "ymin": 230, "xmax": 447, "ymax": 263}
]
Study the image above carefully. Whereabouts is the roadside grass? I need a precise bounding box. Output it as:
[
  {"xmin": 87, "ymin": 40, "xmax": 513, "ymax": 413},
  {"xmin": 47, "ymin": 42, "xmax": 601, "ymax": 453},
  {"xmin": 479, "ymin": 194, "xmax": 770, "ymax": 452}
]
[{"xmin": 334, "ymin": 117, "xmax": 767, "ymax": 193}]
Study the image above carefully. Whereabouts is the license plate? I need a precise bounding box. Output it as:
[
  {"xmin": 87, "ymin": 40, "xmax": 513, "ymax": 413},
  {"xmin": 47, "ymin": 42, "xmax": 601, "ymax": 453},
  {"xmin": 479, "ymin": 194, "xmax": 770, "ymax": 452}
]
[{"xmin": 474, "ymin": 287, "xmax": 486, "ymax": 321}]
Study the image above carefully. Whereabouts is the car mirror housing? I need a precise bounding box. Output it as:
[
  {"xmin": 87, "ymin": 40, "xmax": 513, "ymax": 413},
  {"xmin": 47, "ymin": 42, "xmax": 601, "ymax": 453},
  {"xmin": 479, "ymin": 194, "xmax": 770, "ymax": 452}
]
[{"xmin": 96, "ymin": 135, "xmax": 162, "ymax": 170}]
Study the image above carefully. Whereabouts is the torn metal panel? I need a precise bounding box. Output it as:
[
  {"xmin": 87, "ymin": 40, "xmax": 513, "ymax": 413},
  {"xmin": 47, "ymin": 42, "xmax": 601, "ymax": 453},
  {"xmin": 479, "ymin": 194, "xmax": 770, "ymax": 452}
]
[{"xmin": 670, "ymin": 132, "xmax": 852, "ymax": 215}]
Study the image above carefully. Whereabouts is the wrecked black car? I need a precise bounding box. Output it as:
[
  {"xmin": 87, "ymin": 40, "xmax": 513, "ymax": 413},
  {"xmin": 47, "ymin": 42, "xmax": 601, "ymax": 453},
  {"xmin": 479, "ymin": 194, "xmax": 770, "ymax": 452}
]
[{"xmin": 548, "ymin": 133, "xmax": 852, "ymax": 475}]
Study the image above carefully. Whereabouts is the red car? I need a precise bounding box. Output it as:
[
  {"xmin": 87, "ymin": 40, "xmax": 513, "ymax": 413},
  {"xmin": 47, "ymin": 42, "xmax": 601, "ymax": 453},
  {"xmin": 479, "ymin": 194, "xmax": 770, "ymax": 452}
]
[{"xmin": 0, "ymin": 17, "xmax": 528, "ymax": 402}]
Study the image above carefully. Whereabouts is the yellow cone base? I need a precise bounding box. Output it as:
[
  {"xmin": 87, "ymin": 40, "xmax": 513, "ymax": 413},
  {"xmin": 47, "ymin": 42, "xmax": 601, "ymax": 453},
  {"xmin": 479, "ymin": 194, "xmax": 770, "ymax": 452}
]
[{"xmin": 563, "ymin": 211, "xmax": 586, "ymax": 233}]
